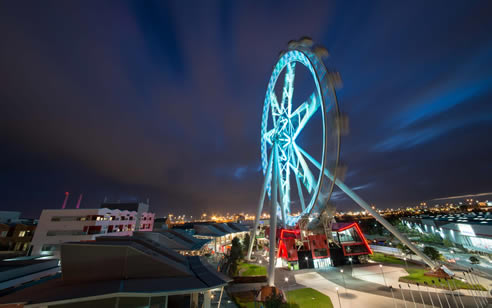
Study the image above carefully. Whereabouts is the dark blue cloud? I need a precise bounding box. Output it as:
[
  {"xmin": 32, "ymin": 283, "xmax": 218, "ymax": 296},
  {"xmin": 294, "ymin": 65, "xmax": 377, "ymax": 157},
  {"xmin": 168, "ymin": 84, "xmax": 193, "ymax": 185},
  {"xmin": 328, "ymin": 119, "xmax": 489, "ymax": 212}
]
[{"xmin": 1, "ymin": 0, "xmax": 492, "ymax": 217}]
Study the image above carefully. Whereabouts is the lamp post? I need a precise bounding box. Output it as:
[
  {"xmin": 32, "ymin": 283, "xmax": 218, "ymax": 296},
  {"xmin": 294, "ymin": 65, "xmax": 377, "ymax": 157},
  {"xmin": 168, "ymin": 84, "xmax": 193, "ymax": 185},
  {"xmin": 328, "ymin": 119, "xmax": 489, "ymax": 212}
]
[
  {"xmin": 379, "ymin": 264, "xmax": 388, "ymax": 287},
  {"xmin": 340, "ymin": 269, "xmax": 347, "ymax": 296},
  {"xmin": 349, "ymin": 257, "xmax": 353, "ymax": 274},
  {"xmin": 336, "ymin": 287, "xmax": 342, "ymax": 308},
  {"xmin": 284, "ymin": 277, "xmax": 290, "ymax": 304},
  {"xmin": 403, "ymin": 257, "xmax": 408, "ymax": 269}
]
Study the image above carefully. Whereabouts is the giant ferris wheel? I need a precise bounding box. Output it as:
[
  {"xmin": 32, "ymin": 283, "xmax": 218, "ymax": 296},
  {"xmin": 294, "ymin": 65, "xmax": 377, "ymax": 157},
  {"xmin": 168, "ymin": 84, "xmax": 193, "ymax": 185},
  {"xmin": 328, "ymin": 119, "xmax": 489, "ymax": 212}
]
[{"xmin": 247, "ymin": 37, "xmax": 437, "ymax": 286}]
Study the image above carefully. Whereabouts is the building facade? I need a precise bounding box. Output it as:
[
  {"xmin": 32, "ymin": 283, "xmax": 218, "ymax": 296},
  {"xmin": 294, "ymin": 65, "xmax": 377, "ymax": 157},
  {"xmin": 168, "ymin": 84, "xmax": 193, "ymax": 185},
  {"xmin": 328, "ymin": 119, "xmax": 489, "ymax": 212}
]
[
  {"xmin": 30, "ymin": 207, "xmax": 154, "ymax": 257},
  {"xmin": 0, "ymin": 223, "xmax": 36, "ymax": 252},
  {"xmin": 402, "ymin": 212, "xmax": 492, "ymax": 254}
]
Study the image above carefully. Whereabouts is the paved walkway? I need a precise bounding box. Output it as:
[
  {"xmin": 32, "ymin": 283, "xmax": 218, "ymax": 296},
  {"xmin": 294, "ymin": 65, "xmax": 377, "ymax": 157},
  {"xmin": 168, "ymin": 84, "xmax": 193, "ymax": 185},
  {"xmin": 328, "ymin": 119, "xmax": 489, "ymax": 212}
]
[{"xmin": 291, "ymin": 264, "xmax": 491, "ymax": 308}]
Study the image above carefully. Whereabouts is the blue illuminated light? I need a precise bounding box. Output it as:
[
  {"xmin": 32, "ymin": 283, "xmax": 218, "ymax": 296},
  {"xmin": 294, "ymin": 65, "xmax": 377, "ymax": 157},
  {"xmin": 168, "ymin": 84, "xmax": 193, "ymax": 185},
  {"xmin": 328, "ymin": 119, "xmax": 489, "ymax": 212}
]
[{"xmin": 260, "ymin": 47, "xmax": 339, "ymax": 226}]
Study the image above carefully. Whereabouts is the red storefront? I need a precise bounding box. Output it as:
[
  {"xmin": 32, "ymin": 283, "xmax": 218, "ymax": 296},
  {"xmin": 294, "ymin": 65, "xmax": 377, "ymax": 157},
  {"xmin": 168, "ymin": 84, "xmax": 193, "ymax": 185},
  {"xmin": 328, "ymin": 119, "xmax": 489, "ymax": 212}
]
[{"xmin": 274, "ymin": 222, "xmax": 372, "ymax": 269}]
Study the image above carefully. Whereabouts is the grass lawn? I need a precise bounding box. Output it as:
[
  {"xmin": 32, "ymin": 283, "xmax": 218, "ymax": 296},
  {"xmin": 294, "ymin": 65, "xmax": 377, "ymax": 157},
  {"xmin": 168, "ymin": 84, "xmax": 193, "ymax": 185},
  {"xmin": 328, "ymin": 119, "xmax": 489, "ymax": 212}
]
[
  {"xmin": 286, "ymin": 288, "xmax": 334, "ymax": 308},
  {"xmin": 233, "ymin": 297, "xmax": 256, "ymax": 308},
  {"xmin": 399, "ymin": 268, "xmax": 486, "ymax": 291},
  {"xmin": 237, "ymin": 261, "xmax": 267, "ymax": 276},
  {"xmin": 369, "ymin": 252, "xmax": 405, "ymax": 265},
  {"xmin": 233, "ymin": 288, "xmax": 333, "ymax": 308}
]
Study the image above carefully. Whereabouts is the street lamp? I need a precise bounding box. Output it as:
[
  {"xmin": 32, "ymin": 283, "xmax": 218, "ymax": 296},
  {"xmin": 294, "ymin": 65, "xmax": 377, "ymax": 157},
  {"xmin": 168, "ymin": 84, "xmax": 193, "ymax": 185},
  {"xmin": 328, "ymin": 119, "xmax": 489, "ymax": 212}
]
[
  {"xmin": 379, "ymin": 264, "xmax": 388, "ymax": 287},
  {"xmin": 403, "ymin": 257, "xmax": 408, "ymax": 269},
  {"xmin": 340, "ymin": 269, "xmax": 347, "ymax": 295},
  {"xmin": 336, "ymin": 287, "xmax": 342, "ymax": 308}
]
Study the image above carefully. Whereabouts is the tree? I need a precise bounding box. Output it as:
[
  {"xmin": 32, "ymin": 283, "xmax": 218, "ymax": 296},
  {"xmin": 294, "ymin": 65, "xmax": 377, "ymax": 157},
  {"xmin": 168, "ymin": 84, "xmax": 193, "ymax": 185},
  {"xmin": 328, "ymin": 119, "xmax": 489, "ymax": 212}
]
[
  {"xmin": 443, "ymin": 239, "xmax": 454, "ymax": 248},
  {"xmin": 397, "ymin": 243, "xmax": 415, "ymax": 255},
  {"xmin": 423, "ymin": 246, "xmax": 442, "ymax": 261},
  {"xmin": 469, "ymin": 256, "xmax": 480, "ymax": 264},
  {"xmin": 228, "ymin": 237, "xmax": 243, "ymax": 276},
  {"xmin": 243, "ymin": 233, "xmax": 251, "ymax": 252},
  {"xmin": 264, "ymin": 290, "xmax": 284, "ymax": 308}
]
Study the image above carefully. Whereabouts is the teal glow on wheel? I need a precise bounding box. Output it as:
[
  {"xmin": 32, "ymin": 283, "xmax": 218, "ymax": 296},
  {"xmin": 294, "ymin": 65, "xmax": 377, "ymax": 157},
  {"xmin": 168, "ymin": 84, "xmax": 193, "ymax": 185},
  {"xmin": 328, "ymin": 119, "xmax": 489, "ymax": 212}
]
[{"xmin": 260, "ymin": 40, "xmax": 341, "ymax": 226}]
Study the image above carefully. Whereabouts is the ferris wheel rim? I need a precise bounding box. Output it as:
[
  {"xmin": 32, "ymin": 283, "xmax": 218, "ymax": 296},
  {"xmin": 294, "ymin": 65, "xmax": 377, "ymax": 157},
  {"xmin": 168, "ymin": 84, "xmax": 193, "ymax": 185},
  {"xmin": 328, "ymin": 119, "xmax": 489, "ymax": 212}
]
[{"xmin": 260, "ymin": 47, "xmax": 340, "ymax": 226}]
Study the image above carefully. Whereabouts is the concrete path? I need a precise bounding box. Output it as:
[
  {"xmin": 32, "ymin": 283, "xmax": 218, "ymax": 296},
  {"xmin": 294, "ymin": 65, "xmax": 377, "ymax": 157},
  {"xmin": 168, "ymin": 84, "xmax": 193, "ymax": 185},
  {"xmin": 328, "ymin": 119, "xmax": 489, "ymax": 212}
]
[{"xmin": 292, "ymin": 264, "xmax": 490, "ymax": 308}]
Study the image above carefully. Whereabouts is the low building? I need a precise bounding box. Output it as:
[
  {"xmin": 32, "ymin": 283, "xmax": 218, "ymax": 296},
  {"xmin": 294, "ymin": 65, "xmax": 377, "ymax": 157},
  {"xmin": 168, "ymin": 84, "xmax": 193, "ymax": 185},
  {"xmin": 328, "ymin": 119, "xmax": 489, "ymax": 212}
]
[
  {"xmin": 134, "ymin": 229, "xmax": 211, "ymax": 255},
  {"xmin": 0, "ymin": 236, "xmax": 231, "ymax": 307},
  {"xmin": 100, "ymin": 201, "xmax": 155, "ymax": 232},
  {"xmin": 191, "ymin": 223, "xmax": 249, "ymax": 254},
  {"xmin": 0, "ymin": 223, "xmax": 36, "ymax": 253},
  {"xmin": 0, "ymin": 257, "xmax": 60, "ymax": 293},
  {"xmin": 402, "ymin": 212, "xmax": 492, "ymax": 254},
  {"xmin": 30, "ymin": 207, "xmax": 154, "ymax": 258}
]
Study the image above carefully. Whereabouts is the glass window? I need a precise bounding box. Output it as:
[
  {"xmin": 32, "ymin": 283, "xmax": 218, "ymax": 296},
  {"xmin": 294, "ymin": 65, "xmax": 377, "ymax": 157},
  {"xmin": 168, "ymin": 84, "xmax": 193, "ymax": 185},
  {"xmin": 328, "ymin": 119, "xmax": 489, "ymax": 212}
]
[{"xmin": 338, "ymin": 228, "xmax": 362, "ymax": 243}]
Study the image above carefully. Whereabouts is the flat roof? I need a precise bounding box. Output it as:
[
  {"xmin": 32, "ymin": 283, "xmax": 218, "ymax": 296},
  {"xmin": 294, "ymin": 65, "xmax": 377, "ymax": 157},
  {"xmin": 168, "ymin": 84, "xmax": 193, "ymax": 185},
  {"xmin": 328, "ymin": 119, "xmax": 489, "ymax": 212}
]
[{"xmin": 403, "ymin": 212, "xmax": 492, "ymax": 226}]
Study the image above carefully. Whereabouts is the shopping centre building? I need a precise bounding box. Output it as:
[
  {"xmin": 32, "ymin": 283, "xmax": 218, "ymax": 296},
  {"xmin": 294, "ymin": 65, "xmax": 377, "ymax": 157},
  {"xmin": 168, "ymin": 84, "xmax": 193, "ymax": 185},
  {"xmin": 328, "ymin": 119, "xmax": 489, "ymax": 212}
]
[{"xmin": 402, "ymin": 212, "xmax": 492, "ymax": 254}]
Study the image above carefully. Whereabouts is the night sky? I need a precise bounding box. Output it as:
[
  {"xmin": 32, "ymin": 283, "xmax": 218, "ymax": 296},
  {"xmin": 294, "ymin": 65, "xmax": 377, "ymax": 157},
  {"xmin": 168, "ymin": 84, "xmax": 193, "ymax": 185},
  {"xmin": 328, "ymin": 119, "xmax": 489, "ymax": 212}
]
[{"xmin": 1, "ymin": 1, "xmax": 492, "ymax": 218}]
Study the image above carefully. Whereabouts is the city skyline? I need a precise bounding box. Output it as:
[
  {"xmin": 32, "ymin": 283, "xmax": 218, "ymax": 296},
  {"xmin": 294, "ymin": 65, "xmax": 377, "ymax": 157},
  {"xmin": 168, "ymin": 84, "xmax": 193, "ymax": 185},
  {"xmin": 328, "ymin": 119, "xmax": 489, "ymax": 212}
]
[{"xmin": 1, "ymin": 1, "xmax": 492, "ymax": 218}]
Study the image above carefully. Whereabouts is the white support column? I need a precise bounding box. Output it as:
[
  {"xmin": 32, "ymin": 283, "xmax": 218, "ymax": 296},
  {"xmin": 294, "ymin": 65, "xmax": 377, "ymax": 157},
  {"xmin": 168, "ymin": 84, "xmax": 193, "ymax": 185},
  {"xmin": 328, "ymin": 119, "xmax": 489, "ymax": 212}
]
[
  {"xmin": 247, "ymin": 150, "xmax": 274, "ymax": 260},
  {"xmin": 203, "ymin": 290, "xmax": 211, "ymax": 308},
  {"xmin": 217, "ymin": 286, "xmax": 224, "ymax": 308},
  {"xmin": 191, "ymin": 292, "xmax": 198, "ymax": 308},
  {"xmin": 268, "ymin": 145, "xmax": 279, "ymax": 286}
]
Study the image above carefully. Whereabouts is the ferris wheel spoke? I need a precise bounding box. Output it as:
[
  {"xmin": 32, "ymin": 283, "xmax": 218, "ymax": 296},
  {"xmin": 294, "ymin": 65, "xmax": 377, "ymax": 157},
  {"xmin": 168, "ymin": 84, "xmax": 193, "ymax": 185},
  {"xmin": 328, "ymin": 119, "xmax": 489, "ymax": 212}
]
[
  {"xmin": 269, "ymin": 92, "xmax": 281, "ymax": 126},
  {"xmin": 282, "ymin": 62, "xmax": 296, "ymax": 116},
  {"xmin": 290, "ymin": 92, "xmax": 320, "ymax": 140},
  {"xmin": 264, "ymin": 128, "xmax": 275, "ymax": 146},
  {"xmin": 295, "ymin": 144, "xmax": 335, "ymax": 182},
  {"xmin": 292, "ymin": 143, "xmax": 316, "ymax": 195},
  {"xmin": 294, "ymin": 167, "xmax": 307, "ymax": 211}
]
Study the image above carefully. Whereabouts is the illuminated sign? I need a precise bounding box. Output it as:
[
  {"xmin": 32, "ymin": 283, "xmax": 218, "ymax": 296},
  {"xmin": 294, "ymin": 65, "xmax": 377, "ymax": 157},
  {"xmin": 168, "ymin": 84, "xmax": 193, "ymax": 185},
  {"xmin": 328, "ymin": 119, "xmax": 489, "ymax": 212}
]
[{"xmin": 458, "ymin": 224, "xmax": 476, "ymax": 237}]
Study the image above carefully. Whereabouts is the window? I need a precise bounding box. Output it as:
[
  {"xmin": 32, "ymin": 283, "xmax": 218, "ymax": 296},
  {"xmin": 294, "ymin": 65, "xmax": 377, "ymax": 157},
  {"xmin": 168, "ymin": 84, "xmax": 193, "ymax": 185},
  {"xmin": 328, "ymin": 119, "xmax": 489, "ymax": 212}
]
[
  {"xmin": 41, "ymin": 244, "xmax": 60, "ymax": 252},
  {"xmin": 0, "ymin": 231, "xmax": 7, "ymax": 237},
  {"xmin": 47, "ymin": 230, "xmax": 87, "ymax": 236},
  {"xmin": 314, "ymin": 249, "xmax": 328, "ymax": 257},
  {"xmin": 18, "ymin": 231, "xmax": 26, "ymax": 237}
]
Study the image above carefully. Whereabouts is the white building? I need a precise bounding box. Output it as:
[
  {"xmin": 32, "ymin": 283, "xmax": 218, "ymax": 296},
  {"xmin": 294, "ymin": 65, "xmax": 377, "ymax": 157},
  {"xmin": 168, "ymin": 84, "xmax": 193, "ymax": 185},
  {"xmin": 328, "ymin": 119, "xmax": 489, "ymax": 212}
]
[{"xmin": 30, "ymin": 208, "xmax": 154, "ymax": 257}]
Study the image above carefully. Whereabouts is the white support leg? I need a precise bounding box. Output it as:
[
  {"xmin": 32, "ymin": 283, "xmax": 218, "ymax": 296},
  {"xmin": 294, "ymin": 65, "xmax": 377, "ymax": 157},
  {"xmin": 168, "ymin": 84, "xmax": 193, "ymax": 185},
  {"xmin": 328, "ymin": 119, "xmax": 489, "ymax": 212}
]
[
  {"xmin": 268, "ymin": 145, "xmax": 279, "ymax": 286},
  {"xmin": 247, "ymin": 149, "xmax": 274, "ymax": 260},
  {"xmin": 297, "ymin": 146, "xmax": 437, "ymax": 270}
]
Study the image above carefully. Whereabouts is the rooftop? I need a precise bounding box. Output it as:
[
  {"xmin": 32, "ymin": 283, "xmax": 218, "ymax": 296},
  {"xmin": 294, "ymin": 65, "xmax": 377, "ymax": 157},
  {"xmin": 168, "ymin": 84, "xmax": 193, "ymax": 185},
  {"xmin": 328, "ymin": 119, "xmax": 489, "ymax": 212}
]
[
  {"xmin": 405, "ymin": 212, "xmax": 492, "ymax": 226},
  {"xmin": 0, "ymin": 236, "xmax": 230, "ymax": 306}
]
